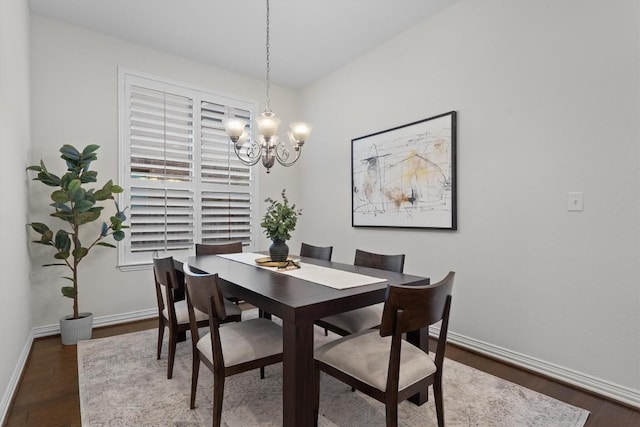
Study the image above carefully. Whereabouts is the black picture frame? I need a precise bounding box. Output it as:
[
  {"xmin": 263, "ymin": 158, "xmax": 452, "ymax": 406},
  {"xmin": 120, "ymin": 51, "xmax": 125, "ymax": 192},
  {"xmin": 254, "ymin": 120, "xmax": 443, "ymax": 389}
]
[{"xmin": 351, "ymin": 111, "xmax": 457, "ymax": 230}]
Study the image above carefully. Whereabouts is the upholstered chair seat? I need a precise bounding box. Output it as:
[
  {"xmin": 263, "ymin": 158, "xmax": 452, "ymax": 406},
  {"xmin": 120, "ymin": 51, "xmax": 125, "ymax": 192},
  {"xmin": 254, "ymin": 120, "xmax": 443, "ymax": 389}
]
[
  {"xmin": 196, "ymin": 318, "xmax": 283, "ymax": 367},
  {"xmin": 318, "ymin": 303, "xmax": 384, "ymax": 335},
  {"xmin": 315, "ymin": 328, "xmax": 436, "ymax": 392},
  {"xmin": 163, "ymin": 299, "xmax": 239, "ymax": 325}
]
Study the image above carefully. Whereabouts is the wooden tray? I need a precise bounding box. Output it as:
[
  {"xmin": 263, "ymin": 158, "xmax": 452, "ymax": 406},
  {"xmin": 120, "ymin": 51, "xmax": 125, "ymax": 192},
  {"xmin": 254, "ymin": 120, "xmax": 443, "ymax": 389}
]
[{"xmin": 255, "ymin": 256, "xmax": 299, "ymax": 268}]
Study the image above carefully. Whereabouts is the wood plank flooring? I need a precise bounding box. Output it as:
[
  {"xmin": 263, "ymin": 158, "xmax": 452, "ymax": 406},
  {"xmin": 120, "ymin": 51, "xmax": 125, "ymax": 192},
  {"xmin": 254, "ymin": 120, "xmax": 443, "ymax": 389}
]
[{"xmin": 4, "ymin": 317, "xmax": 639, "ymax": 427}]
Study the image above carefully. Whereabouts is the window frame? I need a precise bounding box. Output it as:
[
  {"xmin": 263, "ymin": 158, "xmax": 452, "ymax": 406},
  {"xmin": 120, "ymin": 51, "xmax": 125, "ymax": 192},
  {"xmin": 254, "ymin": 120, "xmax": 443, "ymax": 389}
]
[{"xmin": 117, "ymin": 67, "xmax": 260, "ymax": 269}]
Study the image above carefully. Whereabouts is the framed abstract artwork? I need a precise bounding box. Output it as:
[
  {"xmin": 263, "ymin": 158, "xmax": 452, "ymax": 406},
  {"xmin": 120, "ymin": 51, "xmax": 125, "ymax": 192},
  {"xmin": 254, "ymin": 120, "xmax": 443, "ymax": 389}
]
[{"xmin": 351, "ymin": 111, "xmax": 457, "ymax": 230}]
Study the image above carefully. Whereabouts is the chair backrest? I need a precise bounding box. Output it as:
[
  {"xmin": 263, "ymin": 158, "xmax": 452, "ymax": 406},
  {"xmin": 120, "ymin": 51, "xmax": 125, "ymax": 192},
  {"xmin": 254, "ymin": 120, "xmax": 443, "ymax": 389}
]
[
  {"xmin": 300, "ymin": 242, "xmax": 333, "ymax": 261},
  {"xmin": 195, "ymin": 241, "xmax": 243, "ymax": 256},
  {"xmin": 152, "ymin": 256, "xmax": 180, "ymax": 322},
  {"xmin": 354, "ymin": 249, "xmax": 405, "ymax": 273},
  {"xmin": 183, "ymin": 262, "xmax": 228, "ymax": 321},
  {"xmin": 379, "ymin": 272, "xmax": 454, "ymax": 337}
]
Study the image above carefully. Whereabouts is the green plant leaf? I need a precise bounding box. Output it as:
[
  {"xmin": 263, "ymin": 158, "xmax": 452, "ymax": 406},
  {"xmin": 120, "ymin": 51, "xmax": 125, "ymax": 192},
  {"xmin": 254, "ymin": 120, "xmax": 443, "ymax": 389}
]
[
  {"xmin": 51, "ymin": 202, "xmax": 72, "ymax": 212},
  {"xmin": 101, "ymin": 222, "xmax": 108, "ymax": 236},
  {"xmin": 80, "ymin": 170, "xmax": 97, "ymax": 183},
  {"xmin": 36, "ymin": 171, "xmax": 61, "ymax": 187},
  {"xmin": 42, "ymin": 229, "xmax": 54, "ymax": 241},
  {"xmin": 62, "ymin": 276, "xmax": 74, "ymax": 282},
  {"xmin": 54, "ymin": 251, "xmax": 70, "ymax": 259},
  {"xmin": 30, "ymin": 222, "xmax": 50, "ymax": 235},
  {"xmin": 68, "ymin": 179, "xmax": 81, "ymax": 191},
  {"xmin": 54, "ymin": 230, "xmax": 70, "ymax": 251},
  {"xmin": 113, "ymin": 230, "xmax": 125, "ymax": 241},
  {"xmin": 111, "ymin": 184, "xmax": 123, "ymax": 193},
  {"xmin": 60, "ymin": 145, "xmax": 80, "ymax": 161},
  {"xmin": 72, "ymin": 247, "xmax": 88, "ymax": 260},
  {"xmin": 97, "ymin": 242, "xmax": 116, "ymax": 248},
  {"xmin": 74, "ymin": 199, "xmax": 94, "ymax": 212},
  {"xmin": 82, "ymin": 144, "xmax": 100, "ymax": 156},
  {"xmin": 61, "ymin": 286, "xmax": 76, "ymax": 299},
  {"xmin": 26, "ymin": 165, "xmax": 42, "ymax": 171},
  {"xmin": 75, "ymin": 210, "xmax": 100, "ymax": 225},
  {"xmin": 42, "ymin": 263, "xmax": 66, "ymax": 266},
  {"xmin": 51, "ymin": 190, "xmax": 70, "ymax": 203},
  {"xmin": 94, "ymin": 189, "xmax": 109, "ymax": 200}
]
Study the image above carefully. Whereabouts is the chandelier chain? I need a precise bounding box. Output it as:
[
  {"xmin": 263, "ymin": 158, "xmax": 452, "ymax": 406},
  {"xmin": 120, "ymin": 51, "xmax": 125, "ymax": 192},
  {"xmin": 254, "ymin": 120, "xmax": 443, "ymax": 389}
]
[{"xmin": 265, "ymin": 0, "xmax": 271, "ymax": 112}]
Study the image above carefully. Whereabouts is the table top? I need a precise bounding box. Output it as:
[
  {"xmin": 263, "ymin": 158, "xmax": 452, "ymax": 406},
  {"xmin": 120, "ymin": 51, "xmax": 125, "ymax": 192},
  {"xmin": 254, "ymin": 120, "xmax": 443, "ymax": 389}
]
[{"xmin": 186, "ymin": 254, "xmax": 428, "ymax": 323}]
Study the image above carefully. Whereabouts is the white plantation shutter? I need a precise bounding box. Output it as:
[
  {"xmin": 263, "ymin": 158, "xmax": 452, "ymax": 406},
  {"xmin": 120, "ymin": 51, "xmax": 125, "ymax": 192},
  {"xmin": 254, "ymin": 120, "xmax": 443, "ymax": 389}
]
[{"xmin": 118, "ymin": 70, "xmax": 258, "ymax": 267}]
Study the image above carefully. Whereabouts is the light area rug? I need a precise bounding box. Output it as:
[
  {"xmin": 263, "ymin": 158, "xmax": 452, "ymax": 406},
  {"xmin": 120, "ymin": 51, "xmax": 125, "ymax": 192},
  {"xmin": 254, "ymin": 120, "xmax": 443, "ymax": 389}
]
[{"xmin": 78, "ymin": 310, "xmax": 589, "ymax": 426}]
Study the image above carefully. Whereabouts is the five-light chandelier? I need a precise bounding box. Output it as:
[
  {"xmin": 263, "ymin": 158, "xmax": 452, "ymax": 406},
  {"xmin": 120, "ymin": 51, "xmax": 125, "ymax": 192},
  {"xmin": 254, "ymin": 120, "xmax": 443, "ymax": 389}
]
[{"xmin": 224, "ymin": 0, "xmax": 312, "ymax": 173}]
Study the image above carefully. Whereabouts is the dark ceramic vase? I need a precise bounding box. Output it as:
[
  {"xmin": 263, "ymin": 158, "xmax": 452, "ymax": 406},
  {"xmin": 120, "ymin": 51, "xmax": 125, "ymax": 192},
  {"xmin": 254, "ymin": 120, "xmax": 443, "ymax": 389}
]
[{"xmin": 269, "ymin": 239, "xmax": 289, "ymax": 262}]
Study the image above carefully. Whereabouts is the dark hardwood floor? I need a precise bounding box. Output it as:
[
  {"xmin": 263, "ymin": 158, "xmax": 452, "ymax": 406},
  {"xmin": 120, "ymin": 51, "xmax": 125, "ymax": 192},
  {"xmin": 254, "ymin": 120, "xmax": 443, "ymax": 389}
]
[{"xmin": 4, "ymin": 316, "xmax": 639, "ymax": 426}]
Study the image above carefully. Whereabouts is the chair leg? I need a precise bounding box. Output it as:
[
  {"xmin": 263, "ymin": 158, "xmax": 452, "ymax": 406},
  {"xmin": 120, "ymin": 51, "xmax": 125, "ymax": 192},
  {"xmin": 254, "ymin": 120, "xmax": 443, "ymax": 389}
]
[
  {"xmin": 260, "ymin": 366, "xmax": 265, "ymax": 379},
  {"xmin": 324, "ymin": 328, "xmax": 328, "ymax": 336},
  {"xmin": 212, "ymin": 373, "xmax": 225, "ymax": 427},
  {"xmin": 167, "ymin": 328, "xmax": 177, "ymax": 379},
  {"xmin": 434, "ymin": 377, "xmax": 445, "ymax": 427},
  {"xmin": 190, "ymin": 355, "xmax": 200, "ymax": 409},
  {"xmin": 385, "ymin": 402, "xmax": 398, "ymax": 427},
  {"xmin": 157, "ymin": 319, "xmax": 165, "ymax": 360}
]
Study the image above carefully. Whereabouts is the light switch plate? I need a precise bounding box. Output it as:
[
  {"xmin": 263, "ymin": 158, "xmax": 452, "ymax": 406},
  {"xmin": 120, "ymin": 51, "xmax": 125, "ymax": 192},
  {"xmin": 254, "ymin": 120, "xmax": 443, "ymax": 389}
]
[{"xmin": 568, "ymin": 192, "xmax": 584, "ymax": 211}]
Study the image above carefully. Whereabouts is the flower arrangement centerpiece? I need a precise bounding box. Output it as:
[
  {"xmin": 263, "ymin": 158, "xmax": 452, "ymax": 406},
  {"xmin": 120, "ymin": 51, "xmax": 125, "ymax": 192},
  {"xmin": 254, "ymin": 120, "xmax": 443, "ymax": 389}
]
[{"xmin": 260, "ymin": 189, "xmax": 302, "ymax": 261}]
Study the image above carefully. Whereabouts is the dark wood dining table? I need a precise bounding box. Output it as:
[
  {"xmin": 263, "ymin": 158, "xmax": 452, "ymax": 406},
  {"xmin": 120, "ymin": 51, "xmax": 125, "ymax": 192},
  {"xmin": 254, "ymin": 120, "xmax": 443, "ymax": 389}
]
[{"xmin": 184, "ymin": 253, "xmax": 430, "ymax": 427}]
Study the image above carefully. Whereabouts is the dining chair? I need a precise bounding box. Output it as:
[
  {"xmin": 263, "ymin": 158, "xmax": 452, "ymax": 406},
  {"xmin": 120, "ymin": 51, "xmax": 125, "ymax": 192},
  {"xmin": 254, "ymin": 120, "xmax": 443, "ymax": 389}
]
[
  {"xmin": 152, "ymin": 255, "xmax": 241, "ymax": 379},
  {"xmin": 195, "ymin": 241, "xmax": 243, "ymax": 256},
  {"xmin": 314, "ymin": 271, "xmax": 455, "ymax": 427},
  {"xmin": 315, "ymin": 249, "xmax": 405, "ymax": 336},
  {"xmin": 195, "ymin": 241, "xmax": 245, "ymax": 305},
  {"xmin": 300, "ymin": 242, "xmax": 333, "ymax": 261},
  {"xmin": 183, "ymin": 262, "xmax": 284, "ymax": 427}
]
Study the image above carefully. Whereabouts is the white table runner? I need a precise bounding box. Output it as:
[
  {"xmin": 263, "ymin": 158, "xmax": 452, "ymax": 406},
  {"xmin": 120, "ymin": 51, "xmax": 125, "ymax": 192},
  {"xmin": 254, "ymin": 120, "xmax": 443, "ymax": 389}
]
[{"xmin": 217, "ymin": 252, "xmax": 387, "ymax": 290}]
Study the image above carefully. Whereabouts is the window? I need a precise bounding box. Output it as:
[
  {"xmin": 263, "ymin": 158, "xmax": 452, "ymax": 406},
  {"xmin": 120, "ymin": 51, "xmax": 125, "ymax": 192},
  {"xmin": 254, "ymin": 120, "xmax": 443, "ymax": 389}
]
[{"xmin": 118, "ymin": 69, "xmax": 258, "ymax": 267}]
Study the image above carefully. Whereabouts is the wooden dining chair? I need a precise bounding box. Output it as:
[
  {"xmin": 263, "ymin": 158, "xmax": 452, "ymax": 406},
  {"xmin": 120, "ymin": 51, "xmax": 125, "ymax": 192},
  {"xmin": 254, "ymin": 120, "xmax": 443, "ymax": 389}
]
[
  {"xmin": 315, "ymin": 249, "xmax": 405, "ymax": 336},
  {"xmin": 183, "ymin": 263, "xmax": 284, "ymax": 427},
  {"xmin": 314, "ymin": 272, "xmax": 455, "ymax": 427},
  {"xmin": 195, "ymin": 241, "xmax": 243, "ymax": 256},
  {"xmin": 152, "ymin": 255, "xmax": 241, "ymax": 379},
  {"xmin": 195, "ymin": 242, "xmax": 245, "ymax": 304},
  {"xmin": 300, "ymin": 242, "xmax": 333, "ymax": 261}
]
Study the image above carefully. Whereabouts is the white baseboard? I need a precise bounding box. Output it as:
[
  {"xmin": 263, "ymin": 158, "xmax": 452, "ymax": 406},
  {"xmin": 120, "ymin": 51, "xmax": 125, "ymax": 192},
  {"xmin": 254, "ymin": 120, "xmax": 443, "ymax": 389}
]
[
  {"xmin": 0, "ymin": 329, "xmax": 34, "ymax": 426},
  {"xmin": 432, "ymin": 326, "xmax": 640, "ymax": 409},
  {"xmin": 32, "ymin": 308, "xmax": 158, "ymax": 338}
]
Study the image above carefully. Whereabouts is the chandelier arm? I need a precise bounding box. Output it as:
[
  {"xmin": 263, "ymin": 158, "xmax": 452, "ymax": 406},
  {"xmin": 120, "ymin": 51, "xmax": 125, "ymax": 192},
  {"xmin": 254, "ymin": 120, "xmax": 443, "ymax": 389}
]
[
  {"xmin": 274, "ymin": 141, "xmax": 303, "ymax": 167},
  {"xmin": 233, "ymin": 139, "xmax": 263, "ymax": 167}
]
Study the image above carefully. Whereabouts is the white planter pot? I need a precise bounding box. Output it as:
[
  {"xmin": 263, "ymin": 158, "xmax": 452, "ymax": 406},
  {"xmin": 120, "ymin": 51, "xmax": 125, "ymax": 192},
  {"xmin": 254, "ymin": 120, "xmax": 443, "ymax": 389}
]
[{"xmin": 60, "ymin": 312, "xmax": 93, "ymax": 345}]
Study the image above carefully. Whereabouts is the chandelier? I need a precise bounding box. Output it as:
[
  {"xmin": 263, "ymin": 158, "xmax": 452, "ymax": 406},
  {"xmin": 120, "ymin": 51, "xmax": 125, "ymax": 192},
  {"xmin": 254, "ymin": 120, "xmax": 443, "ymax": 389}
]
[{"xmin": 224, "ymin": 0, "xmax": 312, "ymax": 173}]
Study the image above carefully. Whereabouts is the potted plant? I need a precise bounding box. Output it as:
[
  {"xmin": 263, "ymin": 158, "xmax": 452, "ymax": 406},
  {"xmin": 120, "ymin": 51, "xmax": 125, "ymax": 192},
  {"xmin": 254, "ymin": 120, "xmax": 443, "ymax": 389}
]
[
  {"xmin": 260, "ymin": 189, "xmax": 302, "ymax": 262},
  {"xmin": 27, "ymin": 144, "xmax": 127, "ymax": 345}
]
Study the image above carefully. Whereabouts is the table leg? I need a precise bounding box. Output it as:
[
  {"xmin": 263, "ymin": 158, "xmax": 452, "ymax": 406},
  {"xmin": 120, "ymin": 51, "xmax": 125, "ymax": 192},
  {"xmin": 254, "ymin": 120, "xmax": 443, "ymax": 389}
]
[
  {"xmin": 407, "ymin": 326, "xmax": 429, "ymax": 405},
  {"xmin": 282, "ymin": 318, "xmax": 315, "ymax": 427}
]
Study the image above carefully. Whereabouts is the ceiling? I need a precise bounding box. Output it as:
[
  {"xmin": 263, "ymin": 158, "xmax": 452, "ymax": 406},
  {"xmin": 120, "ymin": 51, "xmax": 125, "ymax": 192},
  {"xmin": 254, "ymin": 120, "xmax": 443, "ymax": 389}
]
[{"xmin": 28, "ymin": 0, "xmax": 458, "ymax": 89}]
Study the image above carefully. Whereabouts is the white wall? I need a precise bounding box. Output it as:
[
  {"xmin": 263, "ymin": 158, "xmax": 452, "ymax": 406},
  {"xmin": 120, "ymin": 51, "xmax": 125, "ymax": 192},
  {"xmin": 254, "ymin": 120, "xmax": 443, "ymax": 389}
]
[
  {"xmin": 299, "ymin": 0, "xmax": 640, "ymax": 397},
  {"xmin": 0, "ymin": 0, "xmax": 32, "ymax": 419},
  {"xmin": 29, "ymin": 16, "xmax": 301, "ymax": 327}
]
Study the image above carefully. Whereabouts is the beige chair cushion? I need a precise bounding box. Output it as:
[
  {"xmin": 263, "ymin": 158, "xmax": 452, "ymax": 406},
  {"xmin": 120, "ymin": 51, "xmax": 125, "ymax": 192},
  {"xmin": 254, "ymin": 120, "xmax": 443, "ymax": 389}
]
[
  {"xmin": 197, "ymin": 318, "xmax": 283, "ymax": 367},
  {"xmin": 319, "ymin": 303, "xmax": 384, "ymax": 334},
  {"xmin": 314, "ymin": 329, "xmax": 436, "ymax": 392},
  {"xmin": 162, "ymin": 299, "xmax": 241, "ymax": 325}
]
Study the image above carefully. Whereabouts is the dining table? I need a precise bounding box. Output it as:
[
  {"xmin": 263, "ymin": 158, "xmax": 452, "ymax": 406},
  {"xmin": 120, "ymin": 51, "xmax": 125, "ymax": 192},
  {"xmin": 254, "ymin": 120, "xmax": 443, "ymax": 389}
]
[{"xmin": 183, "ymin": 252, "xmax": 430, "ymax": 427}]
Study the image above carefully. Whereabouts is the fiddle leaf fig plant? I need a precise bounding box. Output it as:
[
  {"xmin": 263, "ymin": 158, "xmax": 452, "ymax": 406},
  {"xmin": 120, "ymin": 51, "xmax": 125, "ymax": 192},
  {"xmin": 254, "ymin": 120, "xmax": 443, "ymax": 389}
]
[{"xmin": 27, "ymin": 144, "xmax": 128, "ymax": 319}]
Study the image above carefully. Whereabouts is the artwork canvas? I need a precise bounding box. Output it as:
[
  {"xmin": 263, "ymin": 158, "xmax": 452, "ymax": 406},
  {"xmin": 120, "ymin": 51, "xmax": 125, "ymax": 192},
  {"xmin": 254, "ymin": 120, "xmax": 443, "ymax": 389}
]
[{"xmin": 351, "ymin": 111, "xmax": 457, "ymax": 229}]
